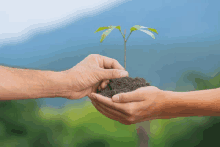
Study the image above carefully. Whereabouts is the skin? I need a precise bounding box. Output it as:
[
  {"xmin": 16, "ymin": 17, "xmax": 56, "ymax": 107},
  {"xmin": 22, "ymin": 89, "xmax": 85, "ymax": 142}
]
[
  {"xmin": 0, "ymin": 54, "xmax": 128, "ymax": 100},
  {"xmin": 61, "ymin": 54, "xmax": 129, "ymax": 99},
  {"xmin": 89, "ymin": 84, "xmax": 220, "ymax": 125},
  {"xmin": 89, "ymin": 86, "xmax": 164, "ymax": 125}
]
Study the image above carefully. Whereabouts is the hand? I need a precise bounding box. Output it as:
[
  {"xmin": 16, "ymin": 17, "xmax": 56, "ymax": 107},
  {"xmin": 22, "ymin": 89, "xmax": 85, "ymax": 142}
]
[
  {"xmin": 62, "ymin": 54, "xmax": 129, "ymax": 100},
  {"xmin": 89, "ymin": 86, "xmax": 168, "ymax": 125}
]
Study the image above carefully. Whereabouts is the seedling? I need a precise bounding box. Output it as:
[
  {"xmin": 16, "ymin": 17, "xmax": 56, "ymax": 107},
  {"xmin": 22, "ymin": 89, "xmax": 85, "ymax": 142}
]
[{"xmin": 94, "ymin": 25, "xmax": 158, "ymax": 70}]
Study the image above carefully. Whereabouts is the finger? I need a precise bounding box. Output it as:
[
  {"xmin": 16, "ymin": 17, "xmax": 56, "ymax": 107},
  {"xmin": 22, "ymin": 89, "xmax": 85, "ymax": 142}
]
[
  {"xmin": 98, "ymin": 54, "xmax": 126, "ymax": 71},
  {"xmin": 112, "ymin": 88, "xmax": 146, "ymax": 103},
  {"xmin": 92, "ymin": 82, "xmax": 102, "ymax": 93},
  {"xmin": 91, "ymin": 100, "xmax": 130, "ymax": 125},
  {"xmin": 95, "ymin": 80, "xmax": 109, "ymax": 91},
  {"xmin": 100, "ymin": 80, "xmax": 109, "ymax": 89},
  {"xmin": 90, "ymin": 93, "xmax": 128, "ymax": 116},
  {"xmin": 92, "ymin": 102, "xmax": 130, "ymax": 125},
  {"xmin": 91, "ymin": 99, "xmax": 128, "ymax": 119}
]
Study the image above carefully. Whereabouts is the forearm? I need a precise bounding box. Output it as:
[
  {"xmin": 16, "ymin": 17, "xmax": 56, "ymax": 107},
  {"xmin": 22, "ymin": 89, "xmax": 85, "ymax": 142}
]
[
  {"xmin": 0, "ymin": 66, "xmax": 70, "ymax": 100},
  {"xmin": 161, "ymin": 88, "xmax": 220, "ymax": 118}
]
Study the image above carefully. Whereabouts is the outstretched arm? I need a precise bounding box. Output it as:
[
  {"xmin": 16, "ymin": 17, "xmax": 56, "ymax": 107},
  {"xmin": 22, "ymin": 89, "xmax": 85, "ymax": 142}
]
[
  {"xmin": 0, "ymin": 54, "xmax": 128, "ymax": 101},
  {"xmin": 162, "ymin": 88, "xmax": 220, "ymax": 118},
  {"xmin": 0, "ymin": 66, "xmax": 69, "ymax": 100},
  {"xmin": 89, "ymin": 86, "xmax": 220, "ymax": 125}
]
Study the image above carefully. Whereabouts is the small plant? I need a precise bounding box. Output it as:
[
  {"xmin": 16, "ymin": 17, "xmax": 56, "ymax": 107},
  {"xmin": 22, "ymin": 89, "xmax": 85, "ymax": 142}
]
[{"xmin": 94, "ymin": 25, "xmax": 158, "ymax": 70}]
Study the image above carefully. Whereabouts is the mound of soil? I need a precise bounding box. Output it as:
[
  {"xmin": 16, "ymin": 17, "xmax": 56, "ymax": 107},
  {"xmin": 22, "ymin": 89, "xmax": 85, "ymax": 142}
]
[{"xmin": 96, "ymin": 76, "xmax": 151, "ymax": 98}]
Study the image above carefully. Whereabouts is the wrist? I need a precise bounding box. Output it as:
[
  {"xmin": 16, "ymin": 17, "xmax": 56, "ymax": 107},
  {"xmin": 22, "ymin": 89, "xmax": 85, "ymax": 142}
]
[
  {"xmin": 160, "ymin": 89, "xmax": 220, "ymax": 118},
  {"xmin": 51, "ymin": 71, "xmax": 72, "ymax": 98},
  {"xmin": 159, "ymin": 90, "xmax": 198, "ymax": 118}
]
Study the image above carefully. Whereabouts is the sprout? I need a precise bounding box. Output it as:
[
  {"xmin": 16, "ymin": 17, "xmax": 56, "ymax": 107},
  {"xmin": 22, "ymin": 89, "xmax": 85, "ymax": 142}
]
[{"xmin": 94, "ymin": 25, "xmax": 158, "ymax": 70}]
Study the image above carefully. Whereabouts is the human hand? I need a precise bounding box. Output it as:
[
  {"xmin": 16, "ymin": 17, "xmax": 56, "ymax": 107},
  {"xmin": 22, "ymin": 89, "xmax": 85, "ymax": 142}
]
[
  {"xmin": 62, "ymin": 54, "xmax": 129, "ymax": 100},
  {"xmin": 89, "ymin": 86, "xmax": 168, "ymax": 125}
]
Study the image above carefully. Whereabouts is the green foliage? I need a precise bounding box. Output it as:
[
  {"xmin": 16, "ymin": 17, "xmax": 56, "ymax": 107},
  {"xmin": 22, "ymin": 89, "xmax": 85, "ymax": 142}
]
[
  {"xmin": 94, "ymin": 24, "xmax": 158, "ymax": 70},
  {"xmin": 0, "ymin": 100, "xmax": 139, "ymax": 146},
  {"xmin": 147, "ymin": 28, "xmax": 158, "ymax": 34},
  {"xmin": 194, "ymin": 78, "xmax": 214, "ymax": 90},
  {"xmin": 129, "ymin": 25, "xmax": 158, "ymax": 35},
  {"xmin": 148, "ymin": 72, "xmax": 220, "ymax": 147},
  {"xmin": 130, "ymin": 25, "xmax": 140, "ymax": 33},
  {"xmin": 94, "ymin": 26, "xmax": 111, "ymax": 33},
  {"xmin": 208, "ymin": 73, "xmax": 220, "ymax": 88},
  {"xmin": 95, "ymin": 25, "xmax": 158, "ymax": 43},
  {"xmin": 115, "ymin": 25, "xmax": 121, "ymax": 31},
  {"xmin": 94, "ymin": 25, "xmax": 121, "ymax": 43}
]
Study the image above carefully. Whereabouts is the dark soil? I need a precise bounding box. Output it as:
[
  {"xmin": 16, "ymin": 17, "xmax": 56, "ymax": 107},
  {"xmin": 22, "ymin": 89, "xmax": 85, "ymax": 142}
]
[{"xmin": 96, "ymin": 76, "xmax": 151, "ymax": 98}]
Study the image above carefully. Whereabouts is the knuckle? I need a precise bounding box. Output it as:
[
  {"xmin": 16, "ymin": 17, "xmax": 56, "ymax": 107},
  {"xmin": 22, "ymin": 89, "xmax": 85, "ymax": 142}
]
[
  {"xmin": 113, "ymin": 58, "xmax": 119, "ymax": 64},
  {"xmin": 89, "ymin": 54, "xmax": 98, "ymax": 58},
  {"xmin": 88, "ymin": 54, "xmax": 93, "ymax": 57}
]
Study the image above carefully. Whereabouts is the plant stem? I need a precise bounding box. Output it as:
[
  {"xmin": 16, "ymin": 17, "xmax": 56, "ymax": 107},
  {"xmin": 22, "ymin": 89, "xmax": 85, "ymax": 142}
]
[
  {"xmin": 124, "ymin": 38, "xmax": 126, "ymax": 70},
  {"xmin": 119, "ymin": 29, "xmax": 133, "ymax": 71},
  {"xmin": 126, "ymin": 32, "xmax": 132, "ymax": 42},
  {"xmin": 124, "ymin": 31, "xmax": 132, "ymax": 71},
  {"xmin": 124, "ymin": 29, "xmax": 126, "ymax": 70}
]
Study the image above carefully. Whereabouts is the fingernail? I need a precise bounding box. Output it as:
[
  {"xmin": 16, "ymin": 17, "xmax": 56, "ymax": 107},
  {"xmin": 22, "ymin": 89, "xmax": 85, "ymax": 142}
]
[{"xmin": 120, "ymin": 71, "xmax": 128, "ymax": 77}]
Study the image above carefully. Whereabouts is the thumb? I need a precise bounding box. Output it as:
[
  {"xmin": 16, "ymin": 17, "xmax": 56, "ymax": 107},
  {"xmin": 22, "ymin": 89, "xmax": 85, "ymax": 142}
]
[
  {"xmin": 100, "ymin": 69, "xmax": 129, "ymax": 80},
  {"xmin": 112, "ymin": 89, "xmax": 145, "ymax": 103}
]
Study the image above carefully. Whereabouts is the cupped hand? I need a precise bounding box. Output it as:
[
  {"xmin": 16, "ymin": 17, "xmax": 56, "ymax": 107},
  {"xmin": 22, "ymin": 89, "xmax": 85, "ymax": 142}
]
[
  {"xmin": 62, "ymin": 54, "xmax": 129, "ymax": 100},
  {"xmin": 89, "ymin": 86, "xmax": 169, "ymax": 125}
]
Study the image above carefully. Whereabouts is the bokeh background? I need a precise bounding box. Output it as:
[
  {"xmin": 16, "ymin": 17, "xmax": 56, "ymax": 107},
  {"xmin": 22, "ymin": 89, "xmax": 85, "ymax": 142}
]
[{"xmin": 0, "ymin": 0, "xmax": 220, "ymax": 146}]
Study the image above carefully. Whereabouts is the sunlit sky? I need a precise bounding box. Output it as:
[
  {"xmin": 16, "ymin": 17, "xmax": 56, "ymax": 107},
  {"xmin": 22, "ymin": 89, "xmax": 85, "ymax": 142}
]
[
  {"xmin": 1, "ymin": 0, "xmax": 219, "ymax": 47},
  {"xmin": 0, "ymin": 0, "xmax": 129, "ymax": 45}
]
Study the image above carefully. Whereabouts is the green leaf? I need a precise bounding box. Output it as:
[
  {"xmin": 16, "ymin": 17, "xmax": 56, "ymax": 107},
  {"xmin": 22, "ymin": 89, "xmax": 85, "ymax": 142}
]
[
  {"xmin": 139, "ymin": 29, "xmax": 155, "ymax": 39},
  {"xmin": 94, "ymin": 27, "xmax": 111, "ymax": 33},
  {"xmin": 130, "ymin": 27, "xmax": 138, "ymax": 32},
  {"xmin": 133, "ymin": 25, "xmax": 141, "ymax": 30},
  {"xmin": 129, "ymin": 25, "xmax": 158, "ymax": 39},
  {"xmin": 100, "ymin": 34, "xmax": 107, "ymax": 43},
  {"xmin": 130, "ymin": 25, "xmax": 141, "ymax": 33},
  {"xmin": 147, "ymin": 28, "xmax": 158, "ymax": 34},
  {"xmin": 100, "ymin": 26, "xmax": 117, "ymax": 43},
  {"xmin": 115, "ymin": 25, "xmax": 121, "ymax": 31},
  {"xmin": 94, "ymin": 25, "xmax": 121, "ymax": 43}
]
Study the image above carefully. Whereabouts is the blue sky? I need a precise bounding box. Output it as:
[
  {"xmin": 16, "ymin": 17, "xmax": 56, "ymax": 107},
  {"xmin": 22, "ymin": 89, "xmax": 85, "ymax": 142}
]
[
  {"xmin": 1, "ymin": 0, "xmax": 219, "ymax": 46},
  {"xmin": 0, "ymin": 0, "xmax": 219, "ymax": 108}
]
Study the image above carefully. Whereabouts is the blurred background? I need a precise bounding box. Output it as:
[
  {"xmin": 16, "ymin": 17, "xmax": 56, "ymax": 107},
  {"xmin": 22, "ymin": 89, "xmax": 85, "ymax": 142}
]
[{"xmin": 0, "ymin": 0, "xmax": 220, "ymax": 146}]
